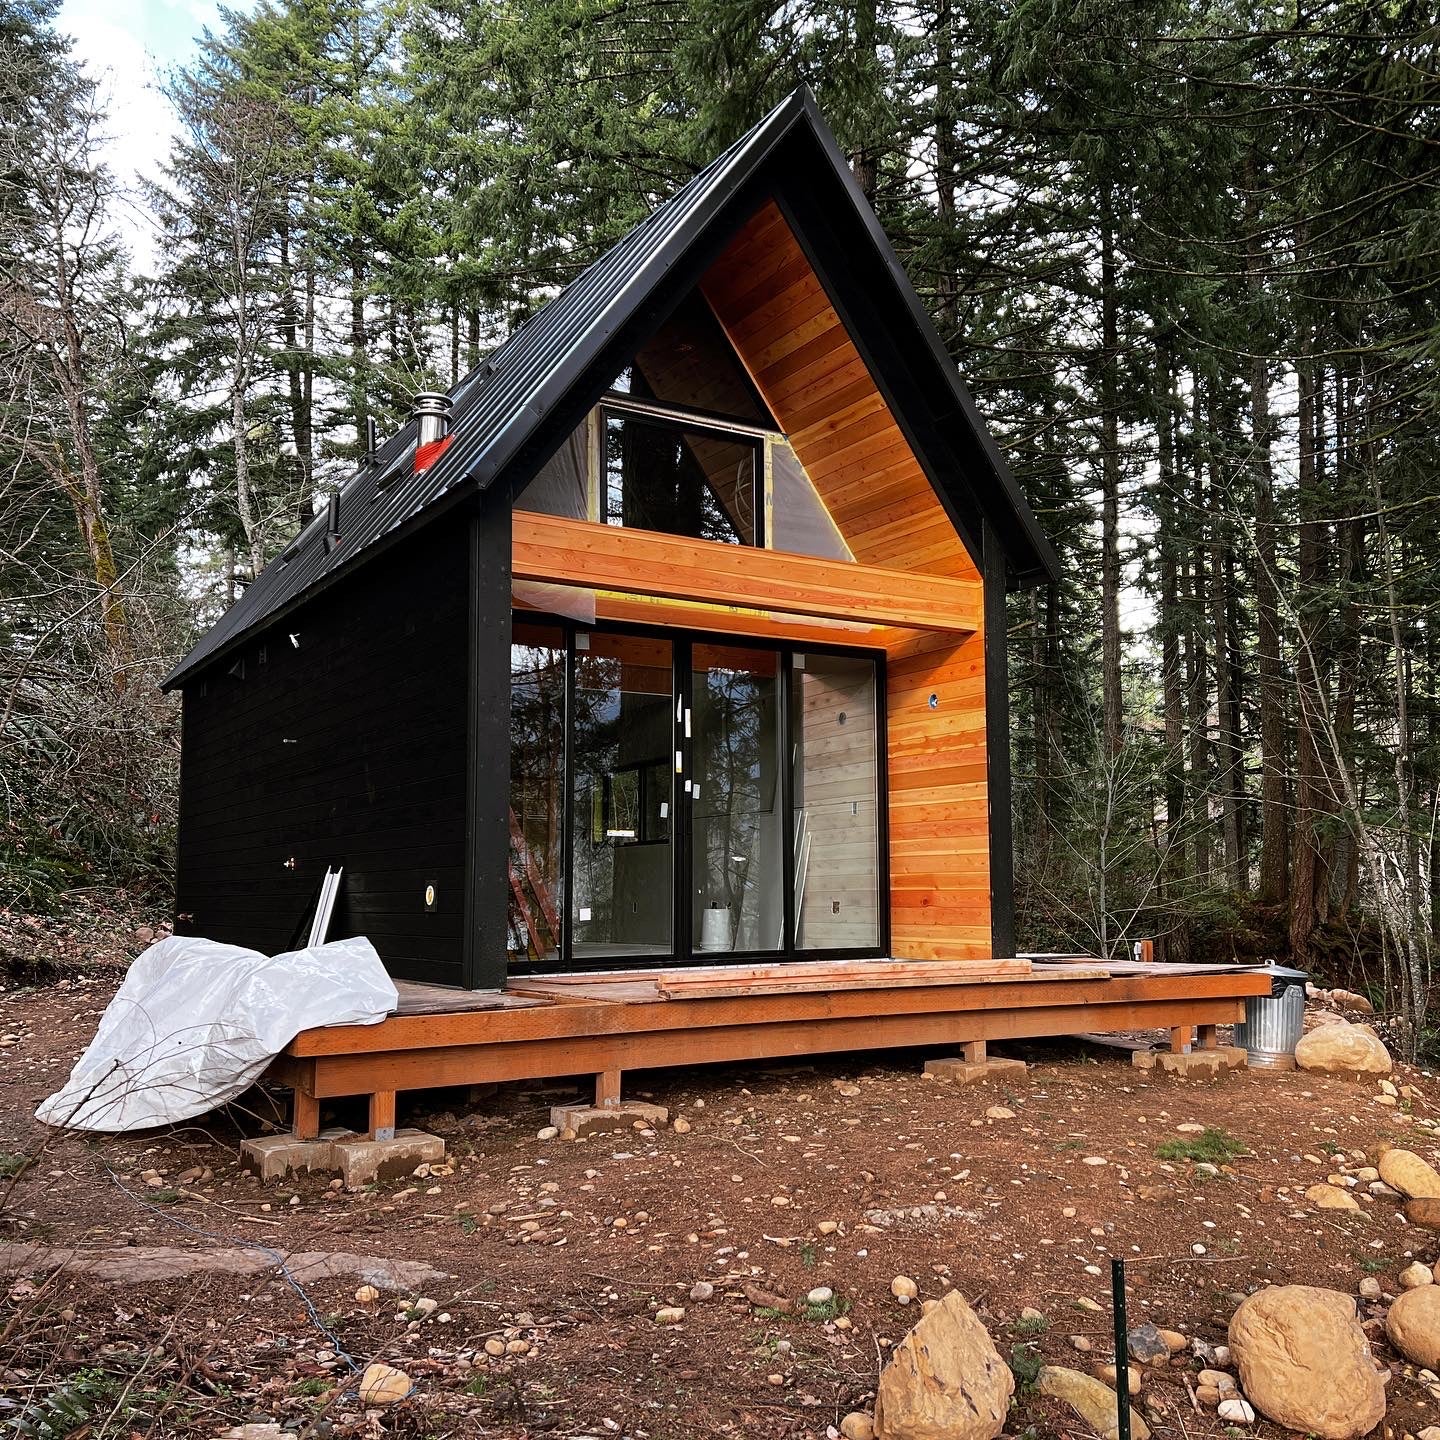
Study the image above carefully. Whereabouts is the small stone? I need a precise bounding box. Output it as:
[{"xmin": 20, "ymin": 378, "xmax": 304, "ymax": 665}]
[
  {"xmin": 818, "ymin": 1220, "xmax": 840, "ymax": 1234},
  {"xmin": 807, "ymin": 1286, "xmax": 835, "ymax": 1305},
  {"xmin": 1401, "ymin": 1261, "xmax": 1435, "ymax": 1289},
  {"xmin": 891, "ymin": 1275, "xmax": 919, "ymax": 1302},
  {"xmin": 839, "ymin": 1414, "xmax": 875, "ymax": 1440},
  {"xmin": 1127, "ymin": 1322, "xmax": 1169, "ymax": 1363},
  {"xmin": 1157, "ymin": 1328, "xmax": 1187, "ymax": 1353},
  {"xmin": 1083, "ymin": 1156, "xmax": 1108, "ymax": 1167},
  {"xmin": 1070, "ymin": 1334, "xmax": 1092, "ymax": 1352},
  {"xmin": 358, "ymin": 1363, "xmax": 410, "ymax": 1405},
  {"xmin": 689, "ymin": 1281, "xmax": 714, "ymax": 1302},
  {"xmin": 1307, "ymin": 1183, "xmax": 1361, "ymax": 1212},
  {"xmin": 1218, "ymin": 1397, "xmax": 1256, "ymax": 1422},
  {"xmin": 1198, "ymin": 1368, "xmax": 1236, "ymax": 1393},
  {"xmin": 412, "ymin": 1297, "xmax": 438, "ymax": 1316},
  {"xmin": 655, "ymin": 1306, "xmax": 685, "ymax": 1324},
  {"xmin": 1075, "ymin": 1297, "xmax": 1104, "ymax": 1313},
  {"xmin": 767, "ymin": 1372, "xmax": 785, "ymax": 1386},
  {"xmin": 354, "ymin": 1285, "xmax": 380, "ymax": 1304},
  {"xmin": 1019, "ymin": 1306, "xmax": 1045, "ymax": 1323},
  {"xmin": 1095, "ymin": 1362, "xmax": 1143, "ymax": 1392},
  {"xmin": 986, "ymin": 1105, "xmax": 1015, "ymax": 1120},
  {"xmin": 484, "ymin": 1338, "xmax": 505, "ymax": 1357},
  {"xmin": 536, "ymin": 1125, "xmax": 559, "ymax": 1141},
  {"xmin": 1358, "ymin": 1276, "xmax": 1382, "ymax": 1299},
  {"xmin": 673, "ymin": 1116, "xmax": 692, "ymax": 1133}
]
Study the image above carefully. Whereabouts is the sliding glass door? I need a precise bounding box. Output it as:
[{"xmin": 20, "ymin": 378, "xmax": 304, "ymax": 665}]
[
  {"xmin": 689, "ymin": 644, "xmax": 784, "ymax": 956},
  {"xmin": 569, "ymin": 633, "xmax": 675, "ymax": 960},
  {"xmin": 506, "ymin": 622, "xmax": 884, "ymax": 970}
]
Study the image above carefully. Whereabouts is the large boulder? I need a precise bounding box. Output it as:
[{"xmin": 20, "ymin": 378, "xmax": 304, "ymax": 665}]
[
  {"xmin": 1387, "ymin": 1284, "xmax": 1440, "ymax": 1369},
  {"xmin": 873, "ymin": 1289, "xmax": 1012, "ymax": 1440},
  {"xmin": 1228, "ymin": 1286, "xmax": 1385, "ymax": 1439},
  {"xmin": 1295, "ymin": 1019, "xmax": 1392, "ymax": 1077},
  {"xmin": 1379, "ymin": 1149, "xmax": 1440, "ymax": 1200},
  {"xmin": 1036, "ymin": 1367, "xmax": 1150, "ymax": 1440}
]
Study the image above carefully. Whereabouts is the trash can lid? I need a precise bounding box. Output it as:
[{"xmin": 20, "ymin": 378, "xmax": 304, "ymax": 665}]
[
  {"xmin": 1258, "ymin": 964, "xmax": 1310, "ymax": 982},
  {"xmin": 1253, "ymin": 962, "xmax": 1309, "ymax": 997}
]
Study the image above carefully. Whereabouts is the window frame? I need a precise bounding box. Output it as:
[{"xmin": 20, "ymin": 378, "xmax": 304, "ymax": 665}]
[{"xmin": 596, "ymin": 392, "xmax": 770, "ymax": 548}]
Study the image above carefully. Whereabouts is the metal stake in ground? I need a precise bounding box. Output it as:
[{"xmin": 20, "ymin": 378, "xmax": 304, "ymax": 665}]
[{"xmin": 1111, "ymin": 1256, "xmax": 1131, "ymax": 1440}]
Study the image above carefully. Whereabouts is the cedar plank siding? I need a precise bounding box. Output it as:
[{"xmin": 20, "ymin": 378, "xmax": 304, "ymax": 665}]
[
  {"xmin": 703, "ymin": 205, "xmax": 994, "ymax": 958},
  {"xmin": 175, "ymin": 523, "xmax": 469, "ymax": 984}
]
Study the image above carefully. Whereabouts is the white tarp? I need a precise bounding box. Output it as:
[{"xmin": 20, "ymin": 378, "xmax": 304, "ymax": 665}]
[{"xmin": 36, "ymin": 935, "xmax": 398, "ymax": 1133}]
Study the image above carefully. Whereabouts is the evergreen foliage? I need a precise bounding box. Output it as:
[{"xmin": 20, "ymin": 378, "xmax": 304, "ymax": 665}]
[{"xmin": 1, "ymin": 0, "xmax": 1437, "ymax": 1017}]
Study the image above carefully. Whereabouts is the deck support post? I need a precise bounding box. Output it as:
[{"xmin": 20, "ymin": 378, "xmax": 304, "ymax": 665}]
[
  {"xmin": 961, "ymin": 1039, "xmax": 987, "ymax": 1064},
  {"xmin": 595, "ymin": 1069, "xmax": 622, "ymax": 1108},
  {"xmin": 1169, "ymin": 1025, "xmax": 1195, "ymax": 1054},
  {"xmin": 368, "ymin": 1090, "xmax": 397, "ymax": 1141},
  {"xmin": 292, "ymin": 1089, "xmax": 320, "ymax": 1141},
  {"xmin": 1197, "ymin": 1024, "xmax": 1219, "ymax": 1051}
]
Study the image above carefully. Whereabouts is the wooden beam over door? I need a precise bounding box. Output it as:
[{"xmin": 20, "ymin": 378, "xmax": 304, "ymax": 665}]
[{"xmin": 512, "ymin": 512, "xmax": 982, "ymax": 634}]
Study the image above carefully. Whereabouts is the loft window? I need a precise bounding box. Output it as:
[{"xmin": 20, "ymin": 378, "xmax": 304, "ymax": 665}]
[{"xmin": 602, "ymin": 409, "xmax": 759, "ymax": 545}]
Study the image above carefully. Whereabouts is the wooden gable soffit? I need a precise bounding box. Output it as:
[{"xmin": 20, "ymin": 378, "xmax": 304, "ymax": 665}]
[
  {"xmin": 702, "ymin": 201, "xmax": 980, "ymax": 584},
  {"xmin": 511, "ymin": 512, "xmax": 981, "ymax": 634}
]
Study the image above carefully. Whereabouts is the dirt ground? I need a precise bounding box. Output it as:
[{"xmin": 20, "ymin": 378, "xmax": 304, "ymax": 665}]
[{"xmin": 2, "ymin": 959, "xmax": 1437, "ymax": 1439}]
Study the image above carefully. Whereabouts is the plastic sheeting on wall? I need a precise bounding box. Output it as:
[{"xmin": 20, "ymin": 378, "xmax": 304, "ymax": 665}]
[
  {"xmin": 515, "ymin": 424, "xmax": 589, "ymax": 520},
  {"xmin": 769, "ymin": 439, "xmax": 854, "ymax": 561},
  {"xmin": 35, "ymin": 935, "xmax": 398, "ymax": 1133}
]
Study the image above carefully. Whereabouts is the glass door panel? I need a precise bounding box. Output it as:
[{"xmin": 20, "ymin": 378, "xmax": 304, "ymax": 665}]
[
  {"xmin": 690, "ymin": 644, "xmax": 783, "ymax": 955},
  {"xmin": 508, "ymin": 620, "xmax": 566, "ymax": 965},
  {"xmin": 570, "ymin": 633, "xmax": 675, "ymax": 959},
  {"xmin": 790, "ymin": 653, "xmax": 880, "ymax": 949}
]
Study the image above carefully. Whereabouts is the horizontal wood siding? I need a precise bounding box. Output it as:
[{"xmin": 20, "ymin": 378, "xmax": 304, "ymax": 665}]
[
  {"xmin": 175, "ymin": 524, "xmax": 470, "ymax": 984},
  {"xmin": 885, "ymin": 629, "xmax": 991, "ymax": 957},
  {"xmin": 701, "ymin": 203, "xmax": 993, "ymax": 960}
]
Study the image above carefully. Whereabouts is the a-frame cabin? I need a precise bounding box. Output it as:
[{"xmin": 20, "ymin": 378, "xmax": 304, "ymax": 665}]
[{"xmin": 167, "ymin": 90, "xmax": 1266, "ymax": 1140}]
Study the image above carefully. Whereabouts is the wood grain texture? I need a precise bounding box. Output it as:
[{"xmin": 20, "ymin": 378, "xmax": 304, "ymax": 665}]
[
  {"xmin": 512, "ymin": 512, "xmax": 981, "ymax": 633},
  {"xmin": 701, "ymin": 204, "xmax": 995, "ymax": 961},
  {"xmin": 703, "ymin": 202, "xmax": 981, "ymax": 583}
]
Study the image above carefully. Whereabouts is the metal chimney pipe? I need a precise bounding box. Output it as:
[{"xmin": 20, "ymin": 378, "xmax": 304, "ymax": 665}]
[
  {"xmin": 412, "ymin": 391, "xmax": 452, "ymax": 448},
  {"xmin": 363, "ymin": 415, "xmax": 379, "ymax": 467},
  {"xmin": 324, "ymin": 491, "xmax": 341, "ymax": 552}
]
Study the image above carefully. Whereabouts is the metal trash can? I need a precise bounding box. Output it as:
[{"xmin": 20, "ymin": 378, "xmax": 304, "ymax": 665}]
[{"xmin": 1234, "ymin": 964, "xmax": 1310, "ymax": 1070}]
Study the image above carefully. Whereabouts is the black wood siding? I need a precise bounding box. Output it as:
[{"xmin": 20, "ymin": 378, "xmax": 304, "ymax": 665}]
[{"xmin": 175, "ymin": 523, "xmax": 470, "ymax": 984}]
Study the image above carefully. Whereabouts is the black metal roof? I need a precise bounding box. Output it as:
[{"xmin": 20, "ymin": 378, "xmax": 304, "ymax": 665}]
[{"xmin": 165, "ymin": 86, "xmax": 1058, "ymax": 689}]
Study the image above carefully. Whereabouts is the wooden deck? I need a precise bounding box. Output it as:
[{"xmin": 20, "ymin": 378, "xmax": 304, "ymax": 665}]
[{"xmin": 269, "ymin": 957, "xmax": 1271, "ymax": 1142}]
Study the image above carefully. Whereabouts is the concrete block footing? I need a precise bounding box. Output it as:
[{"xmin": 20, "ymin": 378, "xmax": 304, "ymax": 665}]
[
  {"xmin": 331, "ymin": 1130, "xmax": 445, "ymax": 1188},
  {"xmin": 241, "ymin": 1133, "xmax": 352, "ymax": 1183},
  {"xmin": 240, "ymin": 1127, "xmax": 444, "ymax": 1188},
  {"xmin": 923, "ymin": 1056, "xmax": 1030, "ymax": 1085},
  {"xmin": 1131, "ymin": 1046, "xmax": 1248, "ymax": 1077},
  {"xmin": 549, "ymin": 1101, "xmax": 668, "ymax": 1138}
]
